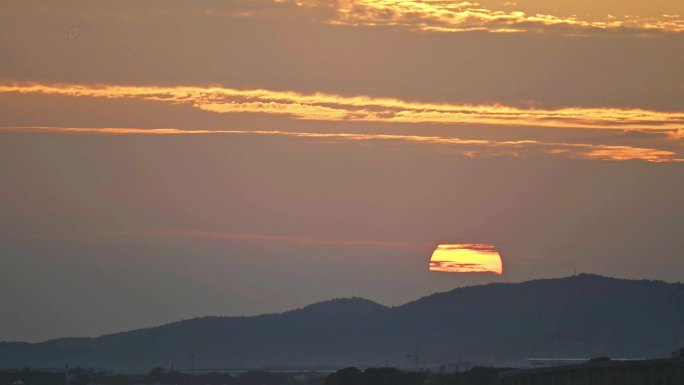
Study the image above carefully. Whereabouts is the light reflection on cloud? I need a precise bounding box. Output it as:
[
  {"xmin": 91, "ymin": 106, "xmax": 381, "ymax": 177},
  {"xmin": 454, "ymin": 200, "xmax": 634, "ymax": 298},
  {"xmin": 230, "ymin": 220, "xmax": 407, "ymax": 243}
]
[
  {"xmin": 1, "ymin": 126, "xmax": 682, "ymax": 163},
  {"xmin": 292, "ymin": 0, "xmax": 684, "ymax": 34},
  {"xmin": 2, "ymin": 83, "xmax": 684, "ymax": 131}
]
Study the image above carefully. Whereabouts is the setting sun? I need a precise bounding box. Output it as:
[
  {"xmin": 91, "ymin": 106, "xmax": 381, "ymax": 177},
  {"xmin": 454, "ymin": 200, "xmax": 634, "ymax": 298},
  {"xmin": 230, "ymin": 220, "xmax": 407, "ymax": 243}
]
[{"xmin": 429, "ymin": 244, "xmax": 503, "ymax": 275}]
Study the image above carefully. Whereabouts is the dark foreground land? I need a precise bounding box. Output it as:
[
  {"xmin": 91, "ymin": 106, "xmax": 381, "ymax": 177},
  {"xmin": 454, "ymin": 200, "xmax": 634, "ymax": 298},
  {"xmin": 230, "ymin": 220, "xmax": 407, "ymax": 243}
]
[
  {"xmin": 0, "ymin": 366, "xmax": 508, "ymax": 385},
  {"xmin": 4, "ymin": 355, "xmax": 684, "ymax": 385}
]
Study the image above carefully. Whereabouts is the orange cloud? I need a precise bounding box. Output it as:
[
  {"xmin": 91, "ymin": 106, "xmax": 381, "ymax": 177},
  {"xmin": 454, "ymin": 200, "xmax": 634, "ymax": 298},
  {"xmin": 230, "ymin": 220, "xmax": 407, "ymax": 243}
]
[
  {"xmin": 582, "ymin": 146, "xmax": 683, "ymax": 162},
  {"xmin": 293, "ymin": 0, "xmax": 684, "ymax": 34},
  {"xmin": 429, "ymin": 243, "xmax": 503, "ymax": 274},
  {"xmin": 3, "ymin": 83, "xmax": 684, "ymax": 131},
  {"xmin": 2, "ymin": 126, "xmax": 682, "ymax": 163}
]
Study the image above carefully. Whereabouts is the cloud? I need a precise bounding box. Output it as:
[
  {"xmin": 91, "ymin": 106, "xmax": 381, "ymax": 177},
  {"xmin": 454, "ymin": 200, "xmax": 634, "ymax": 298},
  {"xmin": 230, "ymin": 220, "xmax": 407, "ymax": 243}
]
[
  {"xmin": 292, "ymin": 0, "xmax": 684, "ymax": 34},
  {"xmin": 430, "ymin": 261, "xmax": 484, "ymax": 269},
  {"xmin": 107, "ymin": 229, "xmax": 424, "ymax": 250},
  {"xmin": 2, "ymin": 126, "xmax": 682, "ymax": 163},
  {"xmin": 3, "ymin": 83, "xmax": 684, "ymax": 131},
  {"xmin": 4, "ymin": 1, "xmax": 682, "ymax": 36},
  {"xmin": 438, "ymin": 243, "xmax": 498, "ymax": 251},
  {"xmin": 581, "ymin": 146, "xmax": 681, "ymax": 162}
]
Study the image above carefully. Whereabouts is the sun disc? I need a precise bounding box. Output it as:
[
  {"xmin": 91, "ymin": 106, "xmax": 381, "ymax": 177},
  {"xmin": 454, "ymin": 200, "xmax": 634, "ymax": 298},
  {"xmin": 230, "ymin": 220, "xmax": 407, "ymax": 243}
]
[{"xmin": 429, "ymin": 243, "xmax": 503, "ymax": 275}]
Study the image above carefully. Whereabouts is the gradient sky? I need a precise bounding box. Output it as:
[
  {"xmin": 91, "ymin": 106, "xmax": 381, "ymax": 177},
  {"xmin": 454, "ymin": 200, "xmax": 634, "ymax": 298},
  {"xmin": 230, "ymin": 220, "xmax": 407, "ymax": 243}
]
[{"xmin": 1, "ymin": 0, "xmax": 683, "ymax": 342}]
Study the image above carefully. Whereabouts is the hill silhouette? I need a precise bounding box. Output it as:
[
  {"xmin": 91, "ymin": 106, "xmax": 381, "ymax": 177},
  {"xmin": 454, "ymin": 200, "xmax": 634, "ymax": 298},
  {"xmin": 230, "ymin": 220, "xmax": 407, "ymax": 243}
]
[{"xmin": 1, "ymin": 274, "xmax": 682, "ymax": 371}]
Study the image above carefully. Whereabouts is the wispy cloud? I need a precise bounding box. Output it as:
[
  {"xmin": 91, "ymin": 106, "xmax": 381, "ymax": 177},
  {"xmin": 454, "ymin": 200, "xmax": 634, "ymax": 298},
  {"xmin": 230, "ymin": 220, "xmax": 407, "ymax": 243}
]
[
  {"xmin": 7, "ymin": 1, "xmax": 682, "ymax": 35},
  {"xmin": 3, "ymin": 126, "xmax": 682, "ymax": 163},
  {"xmin": 3, "ymin": 83, "xmax": 684, "ymax": 131},
  {"xmin": 293, "ymin": 0, "xmax": 684, "ymax": 34},
  {"xmin": 112, "ymin": 229, "xmax": 423, "ymax": 250}
]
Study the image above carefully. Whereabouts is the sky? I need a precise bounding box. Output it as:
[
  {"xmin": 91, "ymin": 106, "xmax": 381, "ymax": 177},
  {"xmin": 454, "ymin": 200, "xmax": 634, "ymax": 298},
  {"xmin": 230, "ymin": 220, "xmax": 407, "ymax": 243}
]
[{"xmin": 1, "ymin": 0, "xmax": 683, "ymax": 342}]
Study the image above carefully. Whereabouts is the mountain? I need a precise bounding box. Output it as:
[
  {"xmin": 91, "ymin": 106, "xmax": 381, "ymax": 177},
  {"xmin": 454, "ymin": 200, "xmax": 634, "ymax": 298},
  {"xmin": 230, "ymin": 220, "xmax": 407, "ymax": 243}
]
[{"xmin": 1, "ymin": 274, "xmax": 683, "ymax": 371}]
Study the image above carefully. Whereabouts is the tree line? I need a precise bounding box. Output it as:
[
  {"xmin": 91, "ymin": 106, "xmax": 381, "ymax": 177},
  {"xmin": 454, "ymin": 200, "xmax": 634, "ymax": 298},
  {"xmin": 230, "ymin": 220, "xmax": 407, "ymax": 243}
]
[{"xmin": 0, "ymin": 365, "xmax": 511, "ymax": 385}]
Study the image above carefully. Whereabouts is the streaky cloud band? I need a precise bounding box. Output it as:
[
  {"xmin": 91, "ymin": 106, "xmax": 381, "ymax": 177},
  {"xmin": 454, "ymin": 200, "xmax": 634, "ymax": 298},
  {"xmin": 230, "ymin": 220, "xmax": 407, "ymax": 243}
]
[
  {"xmin": 1, "ymin": 126, "xmax": 682, "ymax": 163},
  {"xmin": 2, "ymin": 83, "xmax": 684, "ymax": 132}
]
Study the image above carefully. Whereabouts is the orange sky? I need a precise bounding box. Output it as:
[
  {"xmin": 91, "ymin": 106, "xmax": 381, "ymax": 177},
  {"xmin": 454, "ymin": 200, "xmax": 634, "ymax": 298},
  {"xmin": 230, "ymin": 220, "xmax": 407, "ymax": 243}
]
[{"xmin": 1, "ymin": 0, "xmax": 683, "ymax": 342}]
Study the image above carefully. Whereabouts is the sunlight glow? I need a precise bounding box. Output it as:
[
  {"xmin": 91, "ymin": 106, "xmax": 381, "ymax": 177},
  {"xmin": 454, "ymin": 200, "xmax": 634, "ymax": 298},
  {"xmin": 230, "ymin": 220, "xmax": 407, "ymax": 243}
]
[{"xmin": 429, "ymin": 244, "xmax": 503, "ymax": 274}]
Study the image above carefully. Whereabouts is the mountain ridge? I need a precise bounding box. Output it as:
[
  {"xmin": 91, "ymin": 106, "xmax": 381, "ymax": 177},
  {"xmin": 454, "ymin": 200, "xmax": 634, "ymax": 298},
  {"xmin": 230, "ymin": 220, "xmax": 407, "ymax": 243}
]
[{"xmin": 1, "ymin": 274, "xmax": 682, "ymax": 370}]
